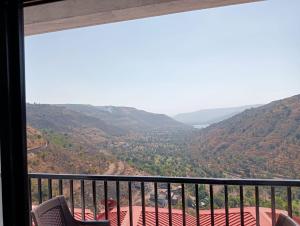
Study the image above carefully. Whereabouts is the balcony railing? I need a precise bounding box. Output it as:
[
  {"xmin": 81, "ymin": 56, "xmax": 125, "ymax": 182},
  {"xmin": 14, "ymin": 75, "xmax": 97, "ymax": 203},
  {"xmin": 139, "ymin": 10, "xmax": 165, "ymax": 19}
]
[{"xmin": 28, "ymin": 173, "xmax": 300, "ymax": 226}]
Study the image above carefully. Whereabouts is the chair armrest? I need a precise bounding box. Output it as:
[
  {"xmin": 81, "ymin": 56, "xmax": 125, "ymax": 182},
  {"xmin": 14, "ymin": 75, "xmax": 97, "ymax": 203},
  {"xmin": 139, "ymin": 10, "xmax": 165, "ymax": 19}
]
[{"xmin": 78, "ymin": 220, "xmax": 110, "ymax": 226}]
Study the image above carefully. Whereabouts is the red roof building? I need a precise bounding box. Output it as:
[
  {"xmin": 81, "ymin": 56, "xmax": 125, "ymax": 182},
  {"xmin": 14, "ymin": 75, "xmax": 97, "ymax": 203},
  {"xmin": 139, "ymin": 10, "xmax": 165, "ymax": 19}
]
[
  {"xmin": 72, "ymin": 206, "xmax": 300, "ymax": 226},
  {"xmin": 73, "ymin": 208, "xmax": 95, "ymax": 221}
]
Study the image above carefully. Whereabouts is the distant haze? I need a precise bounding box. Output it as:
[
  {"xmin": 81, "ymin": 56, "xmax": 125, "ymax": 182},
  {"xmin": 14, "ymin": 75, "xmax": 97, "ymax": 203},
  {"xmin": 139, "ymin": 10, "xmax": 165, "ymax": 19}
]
[
  {"xmin": 25, "ymin": 0, "xmax": 300, "ymax": 115},
  {"xmin": 174, "ymin": 105, "xmax": 261, "ymax": 126}
]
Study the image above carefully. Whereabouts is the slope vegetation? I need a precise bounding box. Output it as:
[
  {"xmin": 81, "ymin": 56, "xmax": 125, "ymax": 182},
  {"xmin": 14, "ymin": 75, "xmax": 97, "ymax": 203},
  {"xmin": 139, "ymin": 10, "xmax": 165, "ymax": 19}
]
[
  {"xmin": 27, "ymin": 104, "xmax": 188, "ymax": 136},
  {"xmin": 61, "ymin": 104, "xmax": 189, "ymax": 132},
  {"xmin": 189, "ymin": 95, "xmax": 300, "ymax": 178}
]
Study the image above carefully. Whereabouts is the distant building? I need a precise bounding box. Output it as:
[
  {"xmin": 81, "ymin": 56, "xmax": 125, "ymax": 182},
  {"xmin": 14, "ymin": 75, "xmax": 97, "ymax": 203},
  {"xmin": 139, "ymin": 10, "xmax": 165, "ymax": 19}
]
[{"xmin": 149, "ymin": 193, "xmax": 168, "ymax": 207}]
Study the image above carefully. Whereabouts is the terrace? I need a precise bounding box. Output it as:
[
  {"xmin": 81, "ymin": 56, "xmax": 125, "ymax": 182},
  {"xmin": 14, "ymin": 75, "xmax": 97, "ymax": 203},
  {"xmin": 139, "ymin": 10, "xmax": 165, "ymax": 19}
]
[{"xmin": 1, "ymin": 1, "xmax": 299, "ymax": 226}]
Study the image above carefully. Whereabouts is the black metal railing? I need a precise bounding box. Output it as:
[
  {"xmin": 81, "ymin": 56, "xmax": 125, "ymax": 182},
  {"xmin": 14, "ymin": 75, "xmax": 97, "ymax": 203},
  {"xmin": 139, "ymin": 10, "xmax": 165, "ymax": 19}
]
[{"xmin": 28, "ymin": 173, "xmax": 300, "ymax": 226}]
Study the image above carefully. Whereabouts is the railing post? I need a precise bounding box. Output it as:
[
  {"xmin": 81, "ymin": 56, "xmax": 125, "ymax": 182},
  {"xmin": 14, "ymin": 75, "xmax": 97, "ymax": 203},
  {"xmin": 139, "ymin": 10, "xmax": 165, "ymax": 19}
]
[
  {"xmin": 59, "ymin": 179, "xmax": 63, "ymax": 196},
  {"xmin": 141, "ymin": 182, "xmax": 146, "ymax": 226},
  {"xmin": 116, "ymin": 181, "xmax": 121, "ymax": 226},
  {"xmin": 209, "ymin": 185, "xmax": 214, "ymax": 226},
  {"xmin": 195, "ymin": 184, "xmax": 200, "ymax": 226},
  {"xmin": 29, "ymin": 178, "xmax": 32, "ymax": 226},
  {"xmin": 38, "ymin": 178, "xmax": 42, "ymax": 204},
  {"xmin": 271, "ymin": 187, "xmax": 276, "ymax": 226},
  {"xmin": 48, "ymin": 179, "xmax": 52, "ymax": 200},
  {"xmin": 92, "ymin": 180, "xmax": 97, "ymax": 220},
  {"xmin": 69, "ymin": 180, "xmax": 74, "ymax": 216},
  {"xmin": 104, "ymin": 180, "xmax": 108, "ymax": 220},
  {"xmin": 255, "ymin": 186, "xmax": 260, "ymax": 226},
  {"xmin": 287, "ymin": 186, "xmax": 292, "ymax": 218},
  {"xmin": 81, "ymin": 180, "xmax": 85, "ymax": 221},
  {"xmin": 240, "ymin": 186, "xmax": 244, "ymax": 226},
  {"xmin": 181, "ymin": 184, "xmax": 186, "ymax": 226},
  {"xmin": 128, "ymin": 181, "xmax": 133, "ymax": 226},
  {"xmin": 224, "ymin": 185, "xmax": 229, "ymax": 226},
  {"xmin": 154, "ymin": 182, "xmax": 159, "ymax": 226},
  {"xmin": 167, "ymin": 183, "xmax": 172, "ymax": 226}
]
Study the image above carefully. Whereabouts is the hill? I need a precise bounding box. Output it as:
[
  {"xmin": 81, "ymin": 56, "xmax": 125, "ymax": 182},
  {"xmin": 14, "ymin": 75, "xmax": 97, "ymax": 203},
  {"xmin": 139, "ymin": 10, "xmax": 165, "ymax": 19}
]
[
  {"xmin": 189, "ymin": 94, "xmax": 300, "ymax": 178},
  {"xmin": 26, "ymin": 126, "xmax": 146, "ymax": 176},
  {"xmin": 26, "ymin": 103, "xmax": 190, "ymax": 176},
  {"xmin": 26, "ymin": 104, "xmax": 188, "ymax": 136},
  {"xmin": 174, "ymin": 105, "xmax": 260, "ymax": 126},
  {"xmin": 60, "ymin": 104, "xmax": 189, "ymax": 132},
  {"xmin": 26, "ymin": 104, "xmax": 123, "ymax": 136}
]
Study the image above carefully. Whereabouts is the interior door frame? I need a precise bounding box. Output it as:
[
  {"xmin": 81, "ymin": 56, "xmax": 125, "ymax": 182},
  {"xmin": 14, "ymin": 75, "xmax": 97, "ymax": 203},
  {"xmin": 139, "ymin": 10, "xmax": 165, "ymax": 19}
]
[{"xmin": 0, "ymin": 1, "xmax": 29, "ymax": 226}]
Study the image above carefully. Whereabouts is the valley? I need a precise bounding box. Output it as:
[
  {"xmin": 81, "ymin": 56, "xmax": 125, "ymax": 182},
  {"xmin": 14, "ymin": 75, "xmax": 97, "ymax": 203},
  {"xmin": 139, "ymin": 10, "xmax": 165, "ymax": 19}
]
[
  {"xmin": 26, "ymin": 94, "xmax": 300, "ymax": 214},
  {"xmin": 27, "ymin": 94, "xmax": 300, "ymax": 179}
]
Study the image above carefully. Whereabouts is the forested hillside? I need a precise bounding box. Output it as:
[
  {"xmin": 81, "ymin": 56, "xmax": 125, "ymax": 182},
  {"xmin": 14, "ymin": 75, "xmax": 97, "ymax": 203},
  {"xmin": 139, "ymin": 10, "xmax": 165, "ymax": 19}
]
[
  {"xmin": 189, "ymin": 94, "xmax": 300, "ymax": 178},
  {"xmin": 27, "ymin": 95, "xmax": 300, "ymax": 179},
  {"xmin": 27, "ymin": 126, "xmax": 47, "ymax": 150}
]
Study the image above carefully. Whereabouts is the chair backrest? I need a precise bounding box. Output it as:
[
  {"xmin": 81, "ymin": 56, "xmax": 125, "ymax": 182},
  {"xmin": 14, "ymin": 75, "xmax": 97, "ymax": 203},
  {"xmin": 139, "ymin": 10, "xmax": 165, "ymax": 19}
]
[
  {"xmin": 32, "ymin": 196, "xmax": 77, "ymax": 226},
  {"xmin": 275, "ymin": 213, "xmax": 299, "ymax": 226}
]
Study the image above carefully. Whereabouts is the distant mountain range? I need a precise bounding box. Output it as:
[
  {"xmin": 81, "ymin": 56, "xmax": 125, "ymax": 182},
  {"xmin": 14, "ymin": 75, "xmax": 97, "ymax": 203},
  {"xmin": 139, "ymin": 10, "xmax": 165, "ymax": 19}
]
[
  {"xmin": 173, "ymin": 105, "xmax": 261, "ymax": 126},
  {"xmin": 188, "ymin": 94, "xmax": 300, "ymax": 178},
  {"xmin": 26, "ymin": 104, "xmax": 189, "ymax": 136},
  {"xmin": 26, "ymin": 94, "xmax": 300, "ymax": 179}
]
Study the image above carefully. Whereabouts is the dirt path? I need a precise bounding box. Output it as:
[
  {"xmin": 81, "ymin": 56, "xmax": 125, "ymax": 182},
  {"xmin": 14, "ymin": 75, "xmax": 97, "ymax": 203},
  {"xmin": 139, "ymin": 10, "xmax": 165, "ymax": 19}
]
[
  {"xmin": 103, "ymin": 161, "xmax": 125, "ymax": 175},
  {"xmin": 27, "ymin": 141, "xmax": 48, "ymax": 153},
  {"xmin": 115, "ymin": 161, "xmax": 125, "ymax": 175},
  {"xmin": 104, "ymin": 161, "xmax": 117, "ymax": 175}
]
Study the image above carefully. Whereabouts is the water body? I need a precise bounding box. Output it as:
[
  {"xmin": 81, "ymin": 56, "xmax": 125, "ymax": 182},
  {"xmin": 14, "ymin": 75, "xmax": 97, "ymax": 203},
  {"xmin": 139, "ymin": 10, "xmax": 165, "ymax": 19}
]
[{"xmin": 193, "ymin": 124, "xmax": 210, "ymax": 129}]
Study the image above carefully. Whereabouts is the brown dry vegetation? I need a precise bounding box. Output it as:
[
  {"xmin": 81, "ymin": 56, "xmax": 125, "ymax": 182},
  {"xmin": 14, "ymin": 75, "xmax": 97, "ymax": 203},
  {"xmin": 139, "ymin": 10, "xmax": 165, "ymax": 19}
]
[
  {"xmin": 189, "ymin": 94, "xmax": 300, "ymax": 178},
  {"xmin": 27, "ymin": 126, "xmax": 47, "ymax": 150}
]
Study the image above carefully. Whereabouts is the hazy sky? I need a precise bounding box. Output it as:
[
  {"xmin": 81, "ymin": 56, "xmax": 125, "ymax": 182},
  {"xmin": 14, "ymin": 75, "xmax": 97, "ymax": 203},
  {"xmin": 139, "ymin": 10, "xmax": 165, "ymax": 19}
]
[{"xmin": 25, "ymin": 0, "xmax": 300, "ymax": 116}]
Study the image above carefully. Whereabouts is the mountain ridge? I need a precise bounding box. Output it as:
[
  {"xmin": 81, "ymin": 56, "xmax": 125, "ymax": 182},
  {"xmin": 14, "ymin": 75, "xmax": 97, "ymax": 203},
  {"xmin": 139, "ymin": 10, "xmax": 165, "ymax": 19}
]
[
  {"xmin": 189, "ymin": 94, "xmax": 300, "ymax": 178},
  {"xmin": 26, "ymin": 103, "xmax": 189, "ymax": 136},
  {"xmin": 174, "ymin": 104, "xmax": 261, "ymax": 125}
]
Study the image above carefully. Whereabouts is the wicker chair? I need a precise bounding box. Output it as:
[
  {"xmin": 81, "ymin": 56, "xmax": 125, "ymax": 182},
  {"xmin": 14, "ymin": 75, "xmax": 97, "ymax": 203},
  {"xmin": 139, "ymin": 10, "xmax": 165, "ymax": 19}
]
[
  {"xmin": 31, "ymin": 196, "xmax": 110, "ymax": 226},
  {"xmin": 275, "ymin": 213, "xmax": 299, "ymax": 226}
]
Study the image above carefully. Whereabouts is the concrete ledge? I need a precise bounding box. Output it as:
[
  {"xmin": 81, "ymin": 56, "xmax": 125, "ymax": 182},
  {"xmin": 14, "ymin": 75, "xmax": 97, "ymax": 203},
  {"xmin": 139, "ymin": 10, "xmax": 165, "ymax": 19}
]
[{"xmin": 24, "ymin": 0, "xmax": 260, "ymax": 36}]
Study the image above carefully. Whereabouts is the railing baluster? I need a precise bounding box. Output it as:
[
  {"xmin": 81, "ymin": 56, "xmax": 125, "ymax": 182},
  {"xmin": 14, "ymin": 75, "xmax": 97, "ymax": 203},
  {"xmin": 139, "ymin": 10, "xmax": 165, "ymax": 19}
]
[
  {"xmin": 224, "ymin": 185, "xmax": 229, "ymax": 226},
  {"xmin": 38, "ymin": 178, "xmax": 42, "ymax": 204},
  {"xmin": 28, "ymin": 178, "xmax": 32, "ymax": 210},
  {"xmin": 59, "ymin": 179, "xmax": 63, "ymax": 195},
  {"xmin": 240, "ymin": 186, "xmax": 244, "ymax": 226},
  {"xmin": 195, "ymin": 184, "xmax": 200, "ymax": 226},
  {"xmin": 271, "ymin": 186, "xmax": 276, "ymax": 226},
  {"xmin": 92, "ymin": 180, "xmax": 97, "ymax": 220},
  {"xmin": 181, "ymin": 183, "xmax": 186, "ymax": 226},
  {"xmin": 47, "ymin": 178, "xmax": 52, "ymax": 200},
  {"xmin": 81, "ymin": 180, "xmax": 85, "ymax": 221},
  {"xmin": 209, "ymin": 185, "xmax": 214, "ymax": 226},
  {"xmin": 116, "ymin": 181, "xmax": 121, "ymax": 226},
  {"xmin": 255, "ymin": 186, "xmax": 260, "ymax": 226},
  {"xmin": 104, "ymin": 180, "xmax": 108, "ymax": 220},
  {"xmin": 29, "ymin": 178, "xmax": 32, "ymax": 226},
  {"xmin": 168, "ymin": 183, "xmax": 172, "ymax": 226},
  {"xmin": 141, "ymin": 182, "xmax": 146, "ymax": 226},
  {"xmin": 287, "ymin": 186, "xmax": 292, "ymax": 218},
  {"xmin": 154, "ymin": 182, "xmax": 159, "ymax": 226},
  {"xmin": 69, "ymin": 180, "xmax": 74, "ymax": 216},
  {"xmin": 128, "ymin": 182, "xmax": 133, "ymax": 226}
]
